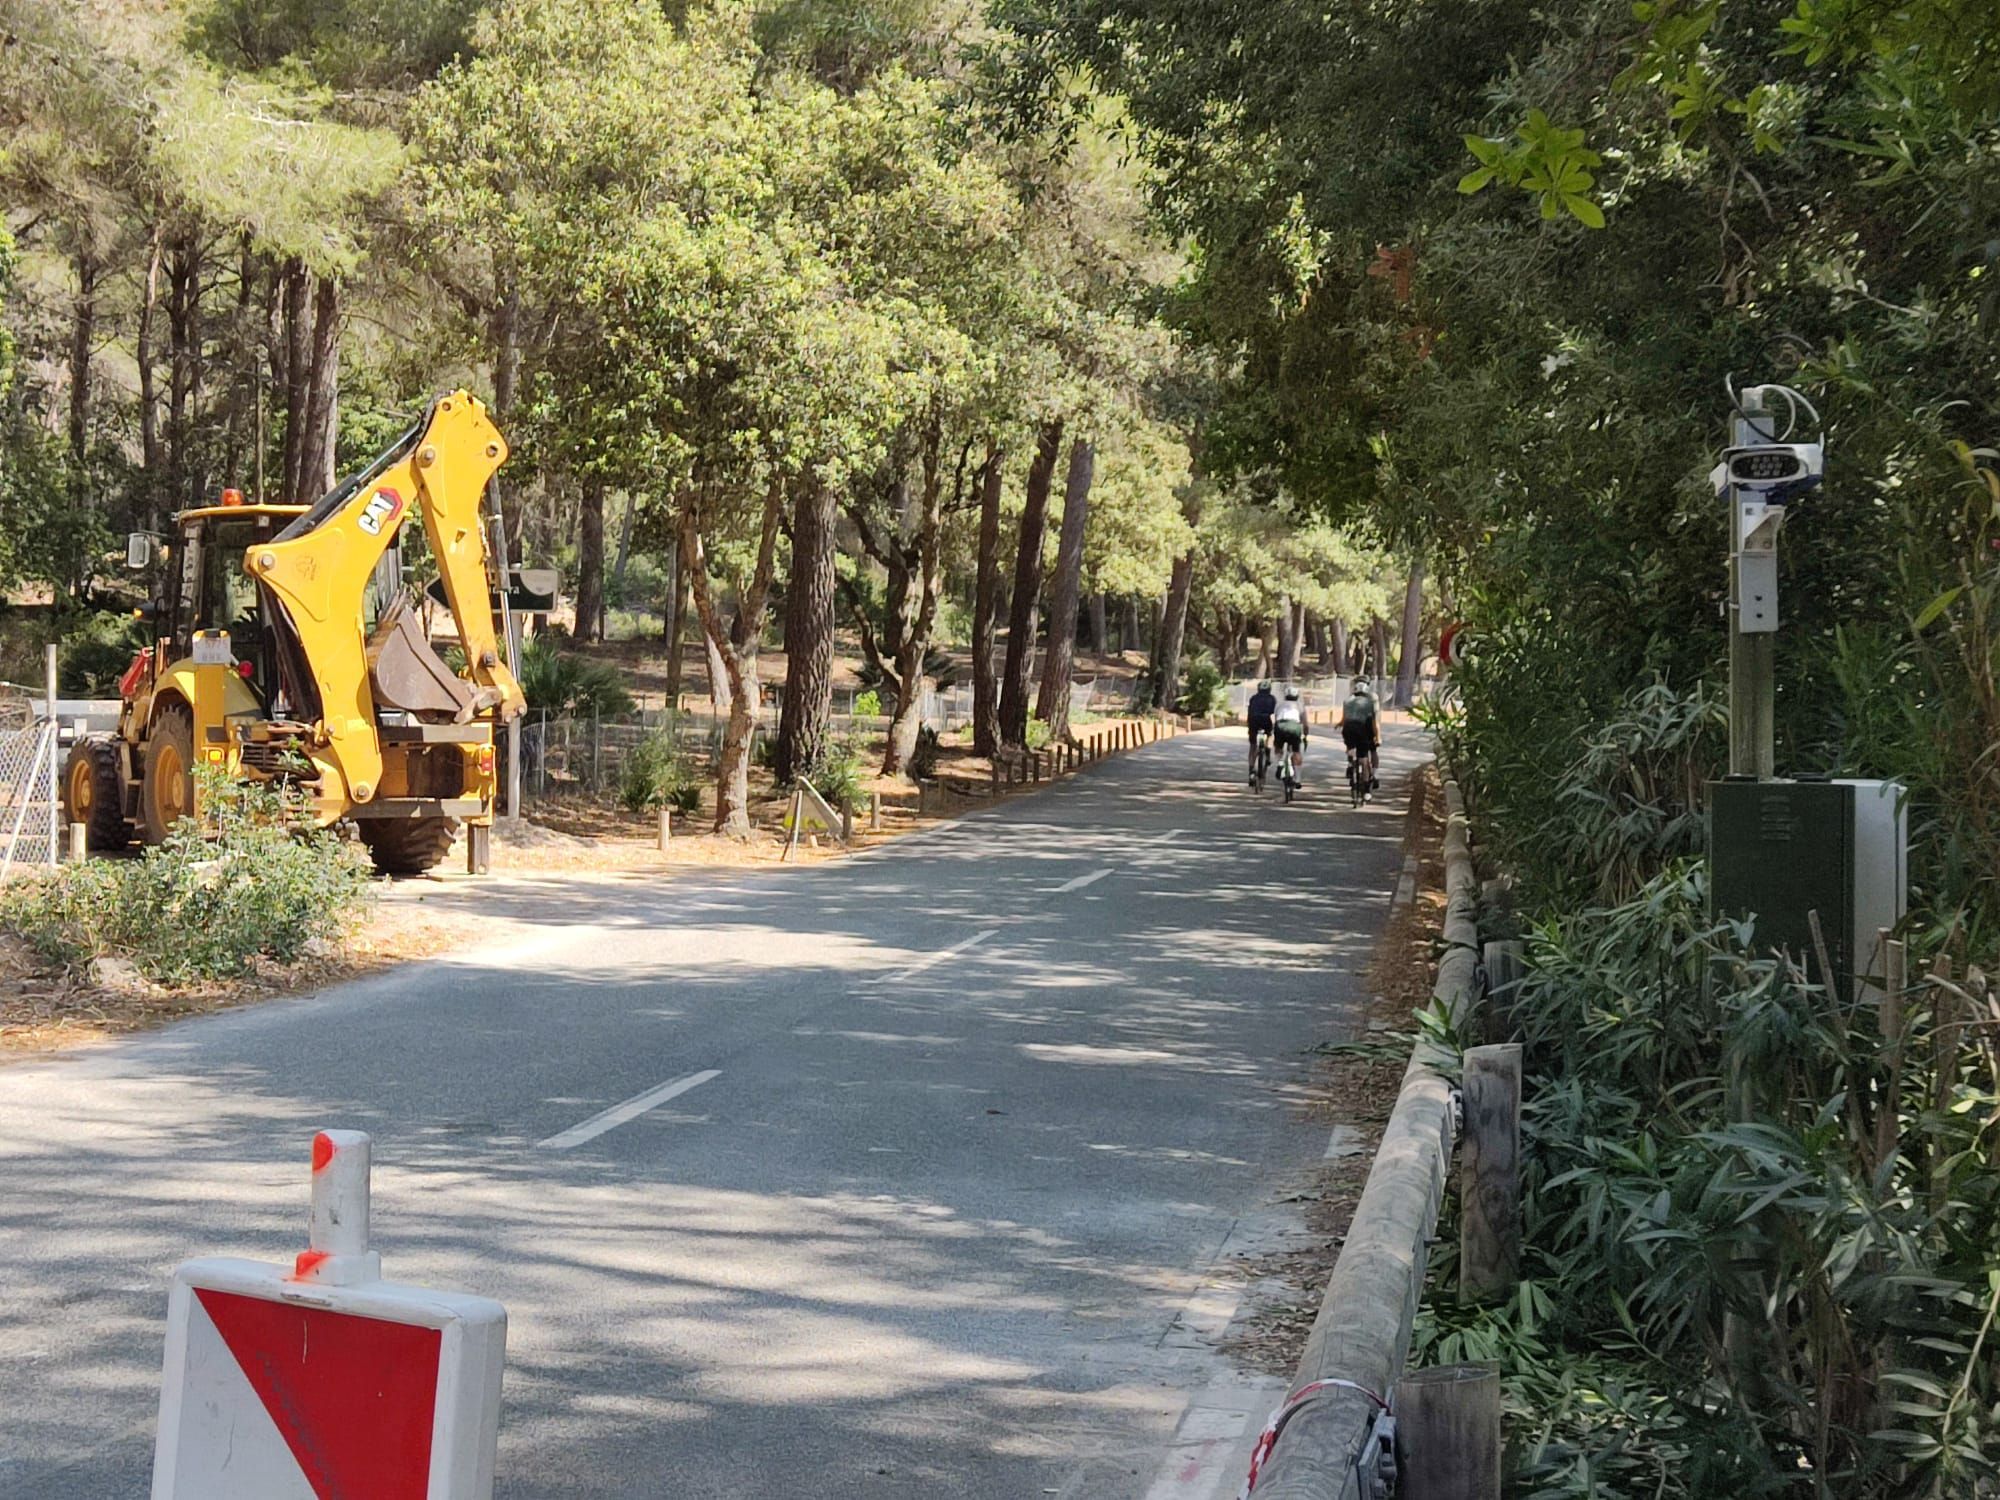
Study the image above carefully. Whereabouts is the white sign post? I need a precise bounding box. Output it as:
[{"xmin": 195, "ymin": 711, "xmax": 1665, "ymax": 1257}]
[{"xmin": 152, "ymin": 1130, "xmax": 507, "ymax": 1500}]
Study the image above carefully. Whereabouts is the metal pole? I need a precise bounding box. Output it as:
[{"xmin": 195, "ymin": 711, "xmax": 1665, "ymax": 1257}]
[
  {"xmin": 1728, "ymin": 396, "xmax": 1777, "ymax": 779},
  {"xmin": 44, "ymin": 644, "xmax": 58, "ymax": 866}
]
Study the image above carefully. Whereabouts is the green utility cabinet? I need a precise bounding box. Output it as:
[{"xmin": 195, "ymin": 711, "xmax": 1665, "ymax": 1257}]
[{"xmin": 1708, "ymin": 778, "xmax": 1906, "ymax": 1005}]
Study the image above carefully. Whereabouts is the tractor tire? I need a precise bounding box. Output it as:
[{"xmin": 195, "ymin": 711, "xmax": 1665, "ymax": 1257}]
[
  {"xmin": 358, "ymin": 817, "xmax": 460, "ymax": 876},
  {"xmin": 62, "ymin": 736, "xmax": 129, "ymax": 852},
  {"xmin": 140, "ymin": 702, "xmax": 195, "ymax": 845}
]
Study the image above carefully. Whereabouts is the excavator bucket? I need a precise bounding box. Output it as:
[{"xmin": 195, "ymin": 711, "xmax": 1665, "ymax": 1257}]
[{"xmin": 366, "ymin": 596, "xmax": 479, "ymax": 722}]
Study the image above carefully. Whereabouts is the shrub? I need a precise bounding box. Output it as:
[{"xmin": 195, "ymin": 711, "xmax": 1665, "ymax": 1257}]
[
  {"xmin": 516, "ymin": 633, "xmax": 635, "ymax": 719},
  {"xmin": 2, "ymin": 769, "xmax": 370, "ymax": 985},
  {"xmin": 908, "ymin": 725, "xmax": 940, "ymax": 780},
  {"xmin": 1177, "ymin": 655, "xmax": 1226, "ymax": 715},
  {"xmin": 619, "ymin": 729, "xmax": 702, "ymax": 815},
  {"xmin": 59, "ymin": 611, "xmax": 147, "ymax": 695},
  {"xmin": 797, "ymin": 735, "xmax": 866, "ymax": 810},
  {"xmin": 852, "ymin": 688, "xmax": 882, "ymax": 717},
  {"xmin": 1024, "ymin": 716, "xmax": 1052, "ymax": 750}
]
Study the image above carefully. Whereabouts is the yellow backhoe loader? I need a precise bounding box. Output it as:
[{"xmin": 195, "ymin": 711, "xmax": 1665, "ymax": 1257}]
[{"xmin": 61, "ymin": 390, "xmax": 527, "ymax": 875}]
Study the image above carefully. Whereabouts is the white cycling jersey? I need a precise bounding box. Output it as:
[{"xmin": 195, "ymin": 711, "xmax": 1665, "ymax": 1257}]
[{"xmin": 1275, "ymin": 700, "xmax": 1304, "ymax": 724}]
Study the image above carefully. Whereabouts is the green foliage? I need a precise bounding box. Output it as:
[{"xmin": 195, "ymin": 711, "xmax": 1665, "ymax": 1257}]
[
  {"xmin": 187, "ymin": 0, "xmax": 480, "ymax": 88},
  {"xmin": 1176, "ymin": 655, "xmax": 1225, "ymax": 715},
  {"xmin": 2, "ymin": 769, "xmax": 369, "ymax": 984},
  {"xmin": 795, "ymin": 734, "xmax": 866, "ymax": 810},
  {"xmin": 1023, "ymin": 715, "xmax": 1051, "ymax": 750},
  {"xmin": 1413, "ymin": 868, "xmax": 2000, "ymax": 1496},
  {"xmin": 1459, "ymin": 110, "xmax": 1606, "ymax": 228},
  {"xmin": 516, "ymin": 634, "xmax": 635, "ymax": 719},
  {"xmin": 58, "ymin": 611, "xmax": 147, "ymax": 695},
  {"xmin": 619, "ymin": 729, "xmax": 702, "ymax": 815},
  {"xmin": 852, "ymin": 688, "xmax": 883, "ymax": 717}
]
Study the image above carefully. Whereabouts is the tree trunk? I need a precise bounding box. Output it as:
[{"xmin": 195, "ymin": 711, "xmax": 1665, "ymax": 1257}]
[
  {"xmin": 882, "ymin": 421, "xmax": 948, "ymax": 777},
  {"xmin": 683, "ymin": 485, "xmax": 782, "ymax": 837},
  {"xmin": 775, "ymin": 476, "xmax": 837, "ymax": 784},
  {"xmin": 167, "ymin": 235, "xmax": 201, "ymax": 512},
  {"xmin": 1369, "ymin": 616, "xmax": 1390, "ymax": 679},
  {"xmin": 1035, "ymin": 438, "xmax": 1094, "ymax": 738},
  {"xmin": 1393, "ymin": 558, "xmax": 1425, "ymax": 707},
  {"xmin": 1332, "ymin": 618, "xmax": 1349, "ymax": 674},
  {"xmin": 613, "ymin": 491, "xmax": 637, "ymax": 598},
  {"xmin": 1000, "ymin": 420, "xmax": 1062, "ymax": 745},
  {"xmin": 68, "ymin": 243, "xmax": 96, "ymax": 469},
  {"xmin": 279, "ymin": 259, "xmax": 308, "ymax": 502},
  {"xmin": 1274, "ymin": 595, "xmax": 1299, "ymax": 681},
  {"xmin": 292, "ymin": 275, "xmax": 340, "ymax": 501},
  {"xmin": 488, "ymin": 282, "xmax": 524, "ymax": 556},
  {"xmin": 1122, "ymin": 596, "xmax": 1141, "ymax": 655},
  {"xmin": 971, "ymin": 444, "xmax": 1004, "ymax": 757},
  {"xmin": 662, "ymin": 543, "xmax": 685, "ymax": 701},
  {"xmin": 137, "ymin": 229, "xmax": 162, "ymax": 480},
  {"xmin": 1152, "ymin": 551, "xmax": 1194, "ymax": 709},
  {"xmin": 575, "ymin": 480, "xmax": 606, "ymax": 643}
]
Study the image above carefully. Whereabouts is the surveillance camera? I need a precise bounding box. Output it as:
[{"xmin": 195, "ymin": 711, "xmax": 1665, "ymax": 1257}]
[{"xmin": 1718, "ymin": 441, "xmax": 1823, "ymax": 503}]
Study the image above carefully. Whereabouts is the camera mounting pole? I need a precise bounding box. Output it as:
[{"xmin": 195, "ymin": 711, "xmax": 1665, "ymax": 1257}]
[{"xmin": 1713, "ymin": 381, "xmax": 1823, "ymax": 780}]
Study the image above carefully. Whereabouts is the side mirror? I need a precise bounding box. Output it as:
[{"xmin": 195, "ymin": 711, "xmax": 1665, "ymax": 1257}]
[{"xmin": 126, "ymin": 532, "xmax": 157, "ymax": 570}]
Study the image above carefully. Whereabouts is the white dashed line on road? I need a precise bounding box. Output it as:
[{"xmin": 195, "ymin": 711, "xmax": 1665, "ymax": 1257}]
[
  {"xmin": 538, "ymin": 1069, "xmax": 722, "ymax": 1150},
  {"xmin": 872, "ymin": 927, "xmax": 1000, "ymax": 985},
  {"xmin": 1050, "ymin": 867, "xmax": 1114, "ymax": 893}
]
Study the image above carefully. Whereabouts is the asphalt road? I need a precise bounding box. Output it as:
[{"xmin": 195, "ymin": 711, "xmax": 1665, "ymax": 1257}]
[{"xmin": 0, "ymin": 723, "xmax": 1422, "ymax": 1500}]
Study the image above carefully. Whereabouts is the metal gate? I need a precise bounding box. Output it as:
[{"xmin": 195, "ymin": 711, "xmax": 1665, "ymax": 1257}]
[{"xmin": 0, "ymin": 686, "xmax": 57, "ymax": 877}]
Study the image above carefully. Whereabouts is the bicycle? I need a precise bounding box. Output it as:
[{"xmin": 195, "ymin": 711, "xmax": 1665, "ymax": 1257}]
[
  {"xmin": 1347, "ymin": 745, "xmax": 1369, "ymax": 808},
  {"xmin": 1250, "ymin": 729, "xmax": 1272, "ymax": 794},
  {"xmin": 1275, "ymin": 738, "xmax": 1300, "ymax": 803}
]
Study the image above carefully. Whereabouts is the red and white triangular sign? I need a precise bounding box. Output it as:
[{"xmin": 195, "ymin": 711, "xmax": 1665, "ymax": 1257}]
[{"xmin": 193, "ymin": 1287, "xmax": 442, "ymax": 1499}]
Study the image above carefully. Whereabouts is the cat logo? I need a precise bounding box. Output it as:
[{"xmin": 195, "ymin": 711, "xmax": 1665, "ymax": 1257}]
[{"xmin": 357, "ymin": 487, "xmax": 405, "ymax": 537}]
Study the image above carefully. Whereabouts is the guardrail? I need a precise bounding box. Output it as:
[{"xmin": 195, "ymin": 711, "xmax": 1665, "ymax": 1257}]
[{"xmin": 1248, "ymin": 779, "xmax": 1482, "ymax": 1499}]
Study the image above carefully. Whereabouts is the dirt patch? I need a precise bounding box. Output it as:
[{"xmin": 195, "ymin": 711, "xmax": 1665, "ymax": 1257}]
[
  {"xmin": 0, "ymin": 900, "xmax": 492, "ymax": 1058},
  {"xmin": 1221, "ymin": 761, "xmax": 1449, "ymax": 1374}
]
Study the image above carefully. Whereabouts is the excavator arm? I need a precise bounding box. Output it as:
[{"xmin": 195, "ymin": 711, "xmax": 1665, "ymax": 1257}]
[{"xmin": 246, "ymin": 390, "xmax": 525, "ymax": 808}]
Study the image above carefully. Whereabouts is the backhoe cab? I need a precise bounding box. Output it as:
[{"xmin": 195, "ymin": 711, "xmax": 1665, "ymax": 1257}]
[{"xmin": 63, "ymin": 391, "xmax": 527, "ymax": 875}]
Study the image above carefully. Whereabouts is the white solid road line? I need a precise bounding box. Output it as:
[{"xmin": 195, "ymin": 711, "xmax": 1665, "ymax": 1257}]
[
  {"xmin": 1051, "ymin": 867, "xmax": 1114, "ymax": 893},
  {"xmin": 538, "ymin": 1069, "xmax": 722, "ymax": 1150},
  {"xmin": 1149, "ymin": 829, "xmax": 1182, "ymax": 844},
  {"xmin": 875, "ymin": 927, "xmax": 1000, "ymax": 985}
]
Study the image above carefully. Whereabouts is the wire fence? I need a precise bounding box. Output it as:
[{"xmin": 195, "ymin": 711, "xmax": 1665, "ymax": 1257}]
[{"xmin": 0, "ymin": 685, "xmax": 59, "ymax": 877}]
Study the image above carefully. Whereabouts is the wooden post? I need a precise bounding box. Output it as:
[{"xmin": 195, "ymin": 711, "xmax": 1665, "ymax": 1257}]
[
  {"xmin": 67, "ymin": 822, "xmax": 86, "ymax": 862},
  {"xmin": 841, "ymin": 801, "xmax": 853, "ymax": 842},
  {"xmin": 1875, "ymin": 935, "xmax": 1904, "ymax": 1171},
  {"xmin": 870, "ymin": 791, "xmax": 883, "ymax": 832},
  {"xmin": 1460, "ymin": 1043, "xmax": 1522, "ymax": 1302},
  {"xmin": 657, "ymin": 807, "xmax": 671, "ymax": 850},
  {"xmin": 1482, "ymin": 940, "xmax": 1524, "ymax": 1007},
  {"xmin": 783, "ymin": 788, "xmax": 803, "ymax": 860},
  {"xmin": 1394, "ymin": 1364, "xmax": 1501, "ymax": 1500}
]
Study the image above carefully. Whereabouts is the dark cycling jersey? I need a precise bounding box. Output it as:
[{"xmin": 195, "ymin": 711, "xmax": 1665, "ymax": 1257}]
[{"xmin": 1247, "ymin": 689, "xmax": 1278, "ymax": 731}]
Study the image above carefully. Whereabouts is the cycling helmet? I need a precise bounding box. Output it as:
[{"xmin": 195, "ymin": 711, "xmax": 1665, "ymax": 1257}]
[
  {"xmin": 1283, "ymin": 686, "xmax": 1300, "ymax": 700},
  {"xmin": 1354, "ymin": 679, "xmax": 1373, "ymax": 695},
  {"xmin": 1257, "ymin": 680, "xmax": 1272, "ymax": 693}
]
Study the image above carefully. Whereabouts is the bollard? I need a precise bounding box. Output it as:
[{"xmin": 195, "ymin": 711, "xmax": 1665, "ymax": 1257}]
[
  {"xmin": 68, "ymin": 821, "xmax": 86, "ymax": 862},
  {"xmin": 870, "ymin": 791, "xmax": 883, "ymax": 831},
  {"xmin": 658, "ymin": 806, "xmax": 672, "ymax": 850},
  {"xmin": 1460, "ymin": 1044, "xmax": 1523, "ymax": 1303},
  {"xmin": 153, "ymin": 1130, "xmax": 507, "ymax": 1500},
  {"xmin": 1394, "ymin": 1365, "xmax": 1502, "ymax": 1500}
]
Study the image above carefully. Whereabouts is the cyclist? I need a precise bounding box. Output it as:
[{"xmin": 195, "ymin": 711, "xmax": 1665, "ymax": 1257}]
[
  {"xmin": 1341, "ymin": 678, "xmax": 1381, "ymax": 792},
  {"xmin": 1273, "ymin": 686, "xmax": 1308, "ymax": 784},
  {"xmin": 1246, "ymin": 679, "xmax": 1278, "ymax": 785}
]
